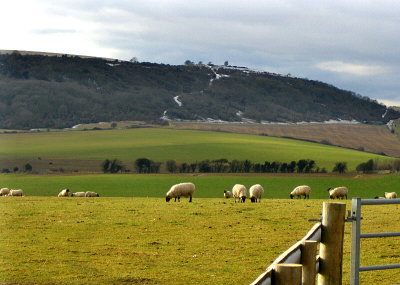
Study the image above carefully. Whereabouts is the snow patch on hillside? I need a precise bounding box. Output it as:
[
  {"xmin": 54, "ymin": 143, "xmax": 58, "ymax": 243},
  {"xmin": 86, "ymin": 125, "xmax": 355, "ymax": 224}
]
[
  {"xmin": 208, "ymin": 66, "xmax": 230, "ymax": 86},
  {"xmin": 161, "ymin": 110, "xmax": 169, "ymax": 121},
  {"xmin": 174, "ymin": 96, "xmax": 182, "ymax": 107},
  {"xmin": 382, "ymin": 107, "xmax": 388, "ymax": 118}
]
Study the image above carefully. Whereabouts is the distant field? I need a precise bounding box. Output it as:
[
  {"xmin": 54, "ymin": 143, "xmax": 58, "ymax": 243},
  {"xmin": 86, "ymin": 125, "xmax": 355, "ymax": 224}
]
[
  {"xmin": 171, "ymin": 122, "xmax": 400, "ymax": 158},
  {"xmin": 0, "ymin": 128, "xmax": 393, "ymax": 173},
  {"xmin": 1, "ymin": 197, "xmax": 399, "ymax": 284},
  {"xmin": 1, "ymin": 173, "xmax": 399, "ymax": 199}
]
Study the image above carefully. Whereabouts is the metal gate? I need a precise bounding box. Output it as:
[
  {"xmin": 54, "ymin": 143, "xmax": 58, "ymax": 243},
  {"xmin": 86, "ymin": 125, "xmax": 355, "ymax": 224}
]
[{"xmin": 350, "ymin": 197, "xmax": 400, "ymax": 285}]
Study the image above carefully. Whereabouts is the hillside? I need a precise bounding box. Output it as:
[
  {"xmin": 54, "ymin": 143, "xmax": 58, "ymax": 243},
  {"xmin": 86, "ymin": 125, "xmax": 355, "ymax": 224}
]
[
  {"xmin": 1, "ymin": 51, "xmax": 399, "ymax": 130},
  {"xmin": 171, "ymin": 121, "xmax": 400, "ymax": 158},
  {"xmin": 0, "ymin": 128, "xmax": 393, "ymax": 174}
]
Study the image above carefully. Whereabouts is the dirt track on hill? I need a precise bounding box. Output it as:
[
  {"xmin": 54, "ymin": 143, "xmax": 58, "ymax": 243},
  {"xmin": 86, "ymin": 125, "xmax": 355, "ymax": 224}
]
[{"xmin": 171, "ymin": 122, "xmax": 400, "ymax": 158}]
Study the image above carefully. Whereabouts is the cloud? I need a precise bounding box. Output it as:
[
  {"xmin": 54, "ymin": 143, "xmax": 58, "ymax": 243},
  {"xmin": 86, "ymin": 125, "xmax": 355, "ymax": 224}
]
[
  {"xmin": 2, "ymin": 0, "xmax": 400, "ymax": 105},
  {"xmin": 315, "ymin": 61, "xmax": 388, "ymax": 76},
  {"xmin": 33, "ymin": 29, "xmax": 76, "ymax": 35}
]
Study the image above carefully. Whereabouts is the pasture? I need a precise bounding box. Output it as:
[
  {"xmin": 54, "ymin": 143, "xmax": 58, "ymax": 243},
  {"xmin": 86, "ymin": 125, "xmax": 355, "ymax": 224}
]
[
  {"xmin": 1, "ymin": 197, "xmax": 399, "ymax": 284},
  {"xmin": 0, "ymin": 128, "xmax": 394, "ymax": 173},
  {"xmin": 1, "ymin": 173, "xmax": 399, "ymax": 199}
]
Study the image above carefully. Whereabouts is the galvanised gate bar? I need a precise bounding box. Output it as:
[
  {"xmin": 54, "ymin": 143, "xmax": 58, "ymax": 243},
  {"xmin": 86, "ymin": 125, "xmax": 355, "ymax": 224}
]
[{"xmin": 350, "ymin": 198, "xmax": 400, "ymax": 285}]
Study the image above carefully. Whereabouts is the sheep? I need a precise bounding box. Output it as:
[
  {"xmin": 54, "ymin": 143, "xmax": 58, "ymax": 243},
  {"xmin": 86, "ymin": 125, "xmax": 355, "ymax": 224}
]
[
  {"xmin": 0, "ymin": 188, "xmax": 10, "ymax": 196},
  {"xmin": 8, "ymin": 189, "xmax": 24, "ymax": 196},
  {"xmin": 223, "ymin": 190, "xmax": 232, "ymax": 198},
  {"xmin": 327, "ymin": 187, "xmax": 348, "ymax": 200},
  {"xmin": 71, "ymin": 192, "xmax": 86, "ymax": 197},
  {"xmin": 290, "ymin": 185, "xmax": 311, "ymax": 199},
  {"xmin": 232, "ymin": 184, "xmax": 247, "ymax": 203},
  {"xmin": 85, "ymin": 191, "xmax": 99, "ymax": 197},
  {"xmin": 166, "ymin": 182, "xmax": 195, "ymax": 202},
  {"xmin": 57, "ymin": 189, "xmax": 70, "ymax": 197},
  {"xmin": 249, "ymin": 184, "xmax": 264, "ymax": 203},
  {"xmin": 384, "ymin": 192, "xmax": 397, "ymax": 199}
]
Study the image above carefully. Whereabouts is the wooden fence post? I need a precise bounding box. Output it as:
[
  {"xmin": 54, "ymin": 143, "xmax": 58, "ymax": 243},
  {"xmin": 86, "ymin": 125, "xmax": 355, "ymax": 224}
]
[
  {"xmin": 301, "ymin": 240, "xmax": 318, "ymax": 285},
  {"xmin": 274, "ymin": 264, "xmax": 302, "ymax": 285},
  {"xmin": 317, "ymin": 202, "xmax": 346, "ymax": 285}
]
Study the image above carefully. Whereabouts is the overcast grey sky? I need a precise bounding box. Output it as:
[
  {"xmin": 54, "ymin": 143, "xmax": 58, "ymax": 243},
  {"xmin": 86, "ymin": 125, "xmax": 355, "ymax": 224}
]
[{"xmin": 2, "ymin": 0, "xmax": 399, "ymax": 106}]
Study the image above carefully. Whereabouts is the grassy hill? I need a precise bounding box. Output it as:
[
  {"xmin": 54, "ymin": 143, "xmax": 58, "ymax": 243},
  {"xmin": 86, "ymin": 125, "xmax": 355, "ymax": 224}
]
[
  {"xmin": 1, "ymin": 51, "xmax": 399, "ymax": 129},
  {"xmin": 0, "ymin": 128, "xmax": 393, "ymax": 173},
  {"xmin": 171, "ymin": 121, "xmax": 400, "ymax": 158}
]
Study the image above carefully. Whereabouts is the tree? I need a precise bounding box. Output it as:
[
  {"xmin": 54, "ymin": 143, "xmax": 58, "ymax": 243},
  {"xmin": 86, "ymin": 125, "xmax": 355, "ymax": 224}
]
[
  {"xmin": 184, "ymin": 60, "xmax": 194, "ymax": 65},
  {"xmin": 102, "ymin": 159, "xmax": 124, "ymax": 173},
  {"xmin": 129, "ymin": 57, "xmax": 138, "ymax": 63},
  {"xmin": 356, "ymin": 159, "xmax": 374, "ymax": 173},
  {"xmin": 102, "ymin": 159, "xmax": 111, "ymax": 173},
  {"xmin": 243, "ymin": 160, "xmax": 253, "ymax": 173},
  {"xmin": 224, "ymin": 60, "xmax": 229, "ymax": 66},
  {"xmin": 304, "ymin": 160, "xmax": 315, "ymax": 173},
  {"xmin": 166, "ymin": 160, "xmax": 177, "ymax": 173},
  {"xmin": 135, "ymin": 158, "xmax": 152, "ymax": 173},
  {"xmin": 111, "ymin": 122, "xmax": 117, "ymax": 128},
  {"xmin": 109, "ymin": 159, "xmax": 124, "ymax": 173},
  {"xmin": 24, "ymin": 163, "xmax": 32, "ymax": 172},
  {"xmin": 297, "ymin": 159, "xmax": 308, "ymax": 173},
  {"xmin": 333, "ymin": 162, "xmax": 347, "ymax": 174}
]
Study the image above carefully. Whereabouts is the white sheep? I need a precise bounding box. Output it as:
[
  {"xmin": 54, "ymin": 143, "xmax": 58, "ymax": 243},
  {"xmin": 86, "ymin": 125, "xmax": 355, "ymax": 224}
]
[
  {"xmin": 232, "ymin": 184, "xmax": 247, "ymax": 203},
  {"xmin": 71, "ymin": 192, "xmax": 86, "ymax": 197},
  {"xmin": 85, "ymin": 191, "xmax": 99, "ymax": 197},
  {"xmin": 223, "ymin": 190, "xmax": 232, "ymax": 198},
  {"xmin": 166, "ymin": 182, "xmax": 195, "ymax": 202},
  {"xmin": 249, "ymin": 184, "xmax": 264, "ymax": 203},
  {"xmin": 290, "ymin": 185, "xmax": 311, "ymax": 199},
  {"xmin": 57, "ymin": 189, "xmax": 70, "ymax": 197},
  {"xmin": 327, "ymin": 186, "xmax": 348, "ymax": 200},
  {"xmin": 0, "ymin": 188, "xmax": 10, "ymax": 196},
  {"xmin": 384, "ymin": 192, "xmax": 397, "ymax": 199},
  {"xmin": 8, "ymin": 189, "xmax": 24, "ymax": 196}
]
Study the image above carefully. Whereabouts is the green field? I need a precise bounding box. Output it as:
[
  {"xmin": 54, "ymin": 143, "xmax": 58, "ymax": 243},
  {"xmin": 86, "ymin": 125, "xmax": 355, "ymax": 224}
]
[
  {"xmin": 0, "ymin": 128, "xmax": 393, "ymax": 171},
  {"xmin": 1, "ymin": 198, "xmax": 399, "ymax": 284},
  {"xmin": 1, "ymin": 173, "xmax": 399, "ymax": 199}
]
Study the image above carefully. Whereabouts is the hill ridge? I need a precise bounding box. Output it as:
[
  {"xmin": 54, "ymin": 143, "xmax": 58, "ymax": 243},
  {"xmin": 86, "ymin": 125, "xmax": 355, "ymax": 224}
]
[{"xmin": 1, "ymin": 51, "xmax": 399, "ymax": 129}]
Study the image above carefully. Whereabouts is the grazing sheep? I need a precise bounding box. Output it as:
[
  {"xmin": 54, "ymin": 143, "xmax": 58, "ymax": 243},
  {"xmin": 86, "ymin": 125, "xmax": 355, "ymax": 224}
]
[
  {"xmin": 71, "ymin": 192, "xmax": 86, "ymax": 197},
  {"xmin": 166, "ymin": 182, "xmax": 195, "ymax": 202},
  {"xmin": 8, "ymin": 189, "xmax": 24, "ymax": 196},
  {"xmin": 223, "ymin": 190, "xmax": 232, "ymax": 198},
  {"xmin": 384, "ymin": 192, "xmax": 397, "ymax": 199},
  {"xmin": 290, "ymin": 185, "xmax": 311, "ymax": 199},
  {"xmin": 249, "ymin": 184, "xmax": 264, "ymax": 203},
  {"xmin": 85, "ymin": 191, "xmax": 99, "ymax": 197},
  {"xmin": 327, "ymin": 187, "xmax": 348, "ymax": 200},
  {"xmin": 57, "ymin": 189, "xmax": 70, "ymax": 197},
  {"xmin": 232, "ymin": 184, "xmax": 247, "ymax": 203},
  {"xmin": 0, "ymin": 188, "xmax": 10, "ymax": 196}
]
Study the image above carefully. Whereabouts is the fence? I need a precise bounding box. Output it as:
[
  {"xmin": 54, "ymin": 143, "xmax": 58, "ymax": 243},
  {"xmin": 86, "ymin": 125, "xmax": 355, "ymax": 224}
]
[
  {"xmin": 251, "ymin": 202, "xmax": 346, "ymax": 285},
  {"xmin": 350, "ymin": 197, "xmax": 400, "ymax": 285}
]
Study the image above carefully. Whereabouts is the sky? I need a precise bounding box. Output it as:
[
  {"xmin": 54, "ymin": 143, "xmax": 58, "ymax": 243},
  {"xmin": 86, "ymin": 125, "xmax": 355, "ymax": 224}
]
[{"xmin": 1, "ymin": 0, "xmax": 399, "ymax": 106}]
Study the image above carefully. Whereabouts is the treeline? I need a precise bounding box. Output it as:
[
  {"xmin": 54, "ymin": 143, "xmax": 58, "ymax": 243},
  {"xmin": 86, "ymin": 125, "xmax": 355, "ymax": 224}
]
[
  {"xmin": 101, "ymin": 158, "xmax": 328, "ymax": 174},
  {"xmin": 356, "ymin": 159, "xmax": 400, "ymax": 173}
]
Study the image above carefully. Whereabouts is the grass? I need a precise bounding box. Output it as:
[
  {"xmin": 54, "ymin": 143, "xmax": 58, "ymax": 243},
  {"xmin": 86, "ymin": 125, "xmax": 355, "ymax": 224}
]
[
  {"xmin": 0, "ymin": 128, "xmax": 393, "ymax": 171},
  {"xmin": 1, "ymin": 198, "xmax": 399, "ymax": 284},
  {"xmin": 171, "ymin": 121, "xmax": 400, "ymax": 158},
  {"xmin": 1, "ymin": 173, "xmax": 399, "ymax": 199}
]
